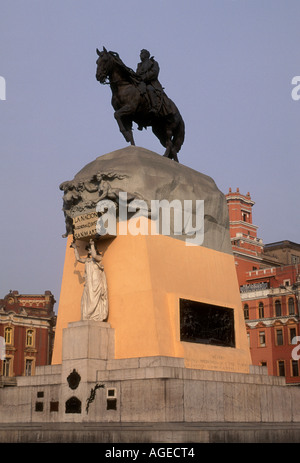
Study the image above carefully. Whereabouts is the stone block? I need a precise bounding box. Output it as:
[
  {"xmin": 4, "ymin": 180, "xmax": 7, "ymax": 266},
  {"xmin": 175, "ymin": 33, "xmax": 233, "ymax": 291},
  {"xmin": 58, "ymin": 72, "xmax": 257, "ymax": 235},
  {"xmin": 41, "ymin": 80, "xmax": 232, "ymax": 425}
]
[
  {"xmin": 119, "ymin": 379, "xmax": 167, "ymax": 422},
  {"xmin": 271, "ymin": 386, "xmax": 293, "ymax": 422},
  {"xmin": 106, "ymin": 358, "xmax": 140, "ymax": 371},
  {"xmin": 250, "ymin": 365, "xmax": 268, "ymax": 376},
  {"xmin": 184, "ymin": 379, "xmax": 224, "ymax": 422},
  {"xmin": 62, "ymin": 320, "xmax": 114, "ymax": 361},
  {"xmin": 138, "ymin": 356, "xmax": 185, "ymax": 369}
]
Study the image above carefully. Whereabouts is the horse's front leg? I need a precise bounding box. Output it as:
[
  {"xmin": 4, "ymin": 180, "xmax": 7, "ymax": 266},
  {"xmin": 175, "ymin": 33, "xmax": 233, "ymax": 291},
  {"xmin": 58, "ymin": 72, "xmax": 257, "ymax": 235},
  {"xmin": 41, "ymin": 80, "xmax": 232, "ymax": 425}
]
[{"xmin": 114, "ymin": 106, "xmax": 135, "ymax": 146}]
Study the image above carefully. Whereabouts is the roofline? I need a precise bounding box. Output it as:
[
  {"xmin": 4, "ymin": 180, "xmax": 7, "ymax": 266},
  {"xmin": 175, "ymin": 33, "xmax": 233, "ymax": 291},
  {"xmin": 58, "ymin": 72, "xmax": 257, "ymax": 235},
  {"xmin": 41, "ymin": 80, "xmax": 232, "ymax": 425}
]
[{"xmin": 264, "ymin": 240, "xmax": 300, "ymax": 250}]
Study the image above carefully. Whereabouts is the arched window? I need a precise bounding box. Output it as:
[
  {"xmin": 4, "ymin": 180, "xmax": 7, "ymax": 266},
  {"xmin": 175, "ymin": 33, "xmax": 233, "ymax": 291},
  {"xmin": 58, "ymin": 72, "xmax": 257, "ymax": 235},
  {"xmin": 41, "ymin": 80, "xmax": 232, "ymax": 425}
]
[
  {"xmin": 275, "ymin": 300, "xmax": 282, "ymax": 317},
  {"xmin": 4, "ymin": 327, "xmax": 12, "ymax": 345},
  {"xmin": 26, "ymin": 329, "xmax": 34, "ymax": 347},
  {"xmin": 258, "ymin": 302, "xmax": 264, "ymax": 318},
  {"xmin": 244, "ymin": 304, "xmax": 249, "ymax": 320},
  {"xmin": 65, "ymin": 396, "xmax": 82, "ymax": 414},
  {"xmin": 288, "ymin": 297, "xmax": 295, "ymax": 315}
]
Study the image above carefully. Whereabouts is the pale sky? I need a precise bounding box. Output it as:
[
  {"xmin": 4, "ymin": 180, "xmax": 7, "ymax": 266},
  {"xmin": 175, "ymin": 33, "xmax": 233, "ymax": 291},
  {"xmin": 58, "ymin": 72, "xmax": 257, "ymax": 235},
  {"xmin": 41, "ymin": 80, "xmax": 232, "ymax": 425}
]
[{"xmin": 0, "ymin": 0, "xmax": 299, "ymax": 308}]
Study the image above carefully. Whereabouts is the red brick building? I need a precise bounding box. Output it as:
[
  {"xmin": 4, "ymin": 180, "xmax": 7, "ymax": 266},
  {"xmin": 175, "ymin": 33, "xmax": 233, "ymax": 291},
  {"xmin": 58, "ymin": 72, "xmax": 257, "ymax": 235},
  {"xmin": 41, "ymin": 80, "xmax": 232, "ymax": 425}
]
[
  {"xmin": 0, "ymin": 291, "xmax": 56, "ymax": 383},
  {"xmin": 226, "ymin": 188, "xmax": 300, "ymax": 384}
]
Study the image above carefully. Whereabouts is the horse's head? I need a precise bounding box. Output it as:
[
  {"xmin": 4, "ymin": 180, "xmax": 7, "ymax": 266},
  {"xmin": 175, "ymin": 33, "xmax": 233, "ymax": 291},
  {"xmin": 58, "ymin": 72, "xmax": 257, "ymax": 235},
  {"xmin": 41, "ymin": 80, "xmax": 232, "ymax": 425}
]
[{"xmin": 96, "ymin": 47, "xmax": 113, "ymax": 84}]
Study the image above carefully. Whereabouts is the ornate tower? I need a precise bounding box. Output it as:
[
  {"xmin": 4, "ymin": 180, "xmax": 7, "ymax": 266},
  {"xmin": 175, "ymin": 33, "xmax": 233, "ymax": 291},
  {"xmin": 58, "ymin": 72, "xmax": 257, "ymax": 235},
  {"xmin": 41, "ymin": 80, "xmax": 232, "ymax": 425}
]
[{"xmin": 226, "ymin": 188, "xmax": 264, "ymax": 283}]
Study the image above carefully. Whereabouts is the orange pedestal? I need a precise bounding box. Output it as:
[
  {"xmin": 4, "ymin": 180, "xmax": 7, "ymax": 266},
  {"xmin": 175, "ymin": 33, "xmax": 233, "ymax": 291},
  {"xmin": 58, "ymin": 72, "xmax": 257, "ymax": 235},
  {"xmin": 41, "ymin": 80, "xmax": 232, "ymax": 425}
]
[{"xmin": 52, "ymin": 221, "xmax": 251, "ymax": 373}]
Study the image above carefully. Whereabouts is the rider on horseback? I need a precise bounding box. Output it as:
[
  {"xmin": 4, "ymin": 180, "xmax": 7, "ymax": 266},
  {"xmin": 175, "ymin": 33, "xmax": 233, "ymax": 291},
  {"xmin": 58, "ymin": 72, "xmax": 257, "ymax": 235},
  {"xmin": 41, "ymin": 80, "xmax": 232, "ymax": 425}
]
[
  {"xmin": 96, "ymin": 46, "xmax": 185, "ymax": 161},
  {"xmin": 136, "ymin": 49, "xmax": 162, "ymax": 116}
]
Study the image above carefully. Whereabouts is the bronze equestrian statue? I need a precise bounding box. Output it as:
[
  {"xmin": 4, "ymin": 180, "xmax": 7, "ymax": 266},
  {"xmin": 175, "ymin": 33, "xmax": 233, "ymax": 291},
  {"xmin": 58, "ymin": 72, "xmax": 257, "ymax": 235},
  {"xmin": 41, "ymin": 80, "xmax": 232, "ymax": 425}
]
[{"xmin": 96, "ymin": 47, "xmax": 185, "ymax": 162}]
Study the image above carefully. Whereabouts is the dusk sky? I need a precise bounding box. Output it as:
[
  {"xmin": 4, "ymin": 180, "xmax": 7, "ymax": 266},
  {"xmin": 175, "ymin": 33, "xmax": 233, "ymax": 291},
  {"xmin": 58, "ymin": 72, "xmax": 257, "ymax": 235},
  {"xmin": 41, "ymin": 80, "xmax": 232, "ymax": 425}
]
[{"xmin": 1, "ymin": 0, "xmax": 299, "ymax": 309}]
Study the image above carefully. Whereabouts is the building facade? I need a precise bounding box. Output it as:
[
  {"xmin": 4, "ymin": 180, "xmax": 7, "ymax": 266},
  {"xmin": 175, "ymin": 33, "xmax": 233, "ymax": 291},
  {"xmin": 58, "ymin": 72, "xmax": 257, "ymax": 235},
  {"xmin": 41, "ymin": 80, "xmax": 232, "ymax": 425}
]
[
  {"xmin": 0, "ymin": 291, "xmax": 56, "ymax": 384},
  {"xmin": 226, "ymin": 188, "xmax": 300, "ymax": 384}
]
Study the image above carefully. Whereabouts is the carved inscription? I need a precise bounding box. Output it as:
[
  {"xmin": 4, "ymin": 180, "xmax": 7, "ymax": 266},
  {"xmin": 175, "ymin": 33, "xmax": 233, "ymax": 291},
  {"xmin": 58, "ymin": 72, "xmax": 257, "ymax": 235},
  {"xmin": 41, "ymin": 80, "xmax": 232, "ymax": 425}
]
[{"xmin": 73, "ymin": 212, "xmax": 98, "ymax": 239}]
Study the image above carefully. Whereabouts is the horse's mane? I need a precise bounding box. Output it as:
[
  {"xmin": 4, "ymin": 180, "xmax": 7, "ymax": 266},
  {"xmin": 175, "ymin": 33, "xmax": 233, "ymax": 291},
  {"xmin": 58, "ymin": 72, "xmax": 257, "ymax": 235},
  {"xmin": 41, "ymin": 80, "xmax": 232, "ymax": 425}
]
[{"xmin": 109, "ymin": 51, "xmax": 139, "ymax": 81}]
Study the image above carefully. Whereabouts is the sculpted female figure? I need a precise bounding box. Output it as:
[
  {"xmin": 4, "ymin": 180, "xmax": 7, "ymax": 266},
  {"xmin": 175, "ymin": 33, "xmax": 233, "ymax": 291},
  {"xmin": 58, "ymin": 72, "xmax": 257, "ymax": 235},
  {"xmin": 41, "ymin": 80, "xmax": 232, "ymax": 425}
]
[{"xmin": 71, "ymin": 239, "xmax": 108, "ymax": 321}]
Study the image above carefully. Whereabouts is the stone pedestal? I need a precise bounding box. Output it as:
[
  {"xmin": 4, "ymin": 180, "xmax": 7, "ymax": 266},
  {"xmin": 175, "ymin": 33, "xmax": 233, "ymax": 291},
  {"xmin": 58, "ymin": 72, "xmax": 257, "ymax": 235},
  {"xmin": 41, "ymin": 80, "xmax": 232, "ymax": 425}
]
[
  {"xmin": 62, "ymin": 320, "xmax": 114, "ymax": 361},
  {"xmin": 52, "ymin": 232, "xmax": 251, "ymax": 374},
  {"xmin": 52, "ymin": 147, "xmax": 252, "ymax": 374},
  {"xmin": 60, "ymin": 320, "xmax": 115, "ymax": 415}
]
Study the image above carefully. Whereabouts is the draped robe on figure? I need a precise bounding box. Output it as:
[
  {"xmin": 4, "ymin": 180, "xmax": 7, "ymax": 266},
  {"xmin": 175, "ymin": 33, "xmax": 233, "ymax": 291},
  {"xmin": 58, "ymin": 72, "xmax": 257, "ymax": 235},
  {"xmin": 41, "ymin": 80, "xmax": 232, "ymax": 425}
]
[{"xmin": 81, "ymin": 258, "xmax": 108, "ymax": 321}]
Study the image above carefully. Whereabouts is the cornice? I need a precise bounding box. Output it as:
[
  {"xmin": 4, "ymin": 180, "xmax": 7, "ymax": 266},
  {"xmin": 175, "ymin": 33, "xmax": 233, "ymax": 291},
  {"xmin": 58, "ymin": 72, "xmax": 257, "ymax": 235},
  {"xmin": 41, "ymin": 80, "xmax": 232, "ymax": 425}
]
[
  {"xmin": 226, "ymin": 194, "xmax": 255, "ymax": 206},
  {"xmin": 246, "ymin": 315, "xmax": 299, "ymax": 328},
  {"xmin": 230, "ymin": 221, "xmax": 258, "ymax": 230},
  {"xmin": 0, "ymin": 313, "xmax": 52, "ymax": 329}
]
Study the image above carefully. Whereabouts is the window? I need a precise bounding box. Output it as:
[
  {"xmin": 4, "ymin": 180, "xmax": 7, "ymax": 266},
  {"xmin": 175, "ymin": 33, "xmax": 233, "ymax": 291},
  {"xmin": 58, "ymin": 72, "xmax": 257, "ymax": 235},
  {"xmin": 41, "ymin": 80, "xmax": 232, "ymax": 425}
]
[
  {"xmin": 26, "ymin": 329, "xmax": 34, "ymax": 347},
  {"xmin": 107, "ymin": 388, "xmax": 116, "ymax": 398},
  {"xmin": 276, "ymin": 328, "xmax": 284, "ymax": 346},
  {"xmin": 65, "ymin": 396, "xmax": 82, "ymax": 414},
  {"xmin": 4, "ymin": 327, "xmax": 12, "ymax": 345},
  {"xmin": 258, "ymin": 302, "xmax": 264, "ymax": 318},
  {"xmin": 35, "ymin": 402, "xmax": 43, "ymax": 412},
  {"xmin": 2, "ymin": 358, "xmax": 11, "ymax": 376},
  {"xmin": 50, "ymin": 401, "xmax": 59, "ymax": 412},
  {"xmin": 107, "ymin": 398, "xmax": 117, "ymax": 410},
  {"xmin": 275, "ymin": 300, "xmax": 282, "ymax": 317},
  {"xmin": 278, "ymin": 360, "xmax": 285, "ymax": 377},
  {"xmin": 288, "ymin": 297, "xmax": 295, "ymax": 315},
  {"xmin": 289, "ymin": 327, "xmax": 297, "ymax": 344},
  {"xmin": 259, "ymin": 331, "xmax": 266, "ymax": 347},
  {"xmin": 292, "ymin": 360, "xmax": 299, "ymax": 377},
  {"xmin": 25, "ymin": 359, "xmax": 33, "ymax": 376},
  {"xmin": 244, "ymin": 304, "xmax": 249, "ymax": 320},
  {"xmin": 107, "ymin": 388, "xmax": 117, "ymax": 411}
]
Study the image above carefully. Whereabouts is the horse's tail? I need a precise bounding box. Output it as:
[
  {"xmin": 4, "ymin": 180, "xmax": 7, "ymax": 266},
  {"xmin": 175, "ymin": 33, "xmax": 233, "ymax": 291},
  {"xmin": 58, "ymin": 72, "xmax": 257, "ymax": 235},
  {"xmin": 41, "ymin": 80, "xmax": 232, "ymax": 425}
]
[{"xmin": 173, "ymin": 115, "xmax": 185, "ymax": 154}]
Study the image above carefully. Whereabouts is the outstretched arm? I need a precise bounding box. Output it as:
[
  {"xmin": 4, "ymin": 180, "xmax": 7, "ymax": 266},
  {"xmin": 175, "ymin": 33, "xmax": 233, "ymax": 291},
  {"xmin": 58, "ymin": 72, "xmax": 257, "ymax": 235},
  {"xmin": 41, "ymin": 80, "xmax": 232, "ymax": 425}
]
[
  {"xmin": 89, "ymin": 239, "xmax": 104, "ymax": 266},
  {"xmin": 70, "ymin": 241, "xmax": 86, "ymax": 264}
]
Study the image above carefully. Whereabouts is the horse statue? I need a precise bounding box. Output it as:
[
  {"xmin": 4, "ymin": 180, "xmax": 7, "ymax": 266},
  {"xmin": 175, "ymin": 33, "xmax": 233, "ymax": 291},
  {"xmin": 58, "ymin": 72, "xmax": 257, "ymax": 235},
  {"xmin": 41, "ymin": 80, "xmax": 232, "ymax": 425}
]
[{"xmin": 96, "ymin": 47, "xmax": 185, "ymax": 162}]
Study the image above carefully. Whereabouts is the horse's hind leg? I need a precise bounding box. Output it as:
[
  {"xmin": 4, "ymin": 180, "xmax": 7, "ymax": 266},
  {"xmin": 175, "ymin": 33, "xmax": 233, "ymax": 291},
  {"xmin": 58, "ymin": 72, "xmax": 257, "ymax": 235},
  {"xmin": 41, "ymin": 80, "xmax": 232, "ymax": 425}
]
[
  {"xmin": 171, "ymin": 148, "xmax": 179, "ymax": 162},
  {"xmin": 163, "ymin": 146, "xmax": 171, "ymax": 158},
  {"xmin": 163, "ymin": 142, "xmax": 179, "ymax": 162},
  {"xmin": 163, "ymin": 129, "xmax": 173, "ymax": 158}
]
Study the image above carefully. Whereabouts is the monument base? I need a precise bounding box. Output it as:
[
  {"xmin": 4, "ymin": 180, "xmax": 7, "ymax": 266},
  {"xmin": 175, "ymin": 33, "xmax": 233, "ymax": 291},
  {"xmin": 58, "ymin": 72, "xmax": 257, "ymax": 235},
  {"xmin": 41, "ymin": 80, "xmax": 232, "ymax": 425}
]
[
  {"xmin": 2, "ymin": 147, "xmax": 298, "ymax": 442},
  {"xmin": 1, "ymin": 320, "xmax": 300, "ymax": 442},
  {"xmin": 53, "ymin": 146, "xmax": 251, "ymax": 374}
]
